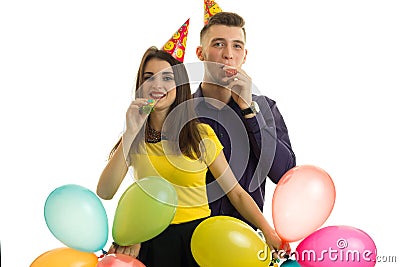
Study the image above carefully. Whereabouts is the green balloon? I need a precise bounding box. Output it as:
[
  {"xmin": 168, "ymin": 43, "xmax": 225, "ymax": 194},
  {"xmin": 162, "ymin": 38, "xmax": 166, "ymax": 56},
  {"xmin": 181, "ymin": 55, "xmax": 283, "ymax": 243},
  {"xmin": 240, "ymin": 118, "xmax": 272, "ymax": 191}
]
[{"xmin": 112, "ymin": 176, "xmax": 178, "ymax": 245}]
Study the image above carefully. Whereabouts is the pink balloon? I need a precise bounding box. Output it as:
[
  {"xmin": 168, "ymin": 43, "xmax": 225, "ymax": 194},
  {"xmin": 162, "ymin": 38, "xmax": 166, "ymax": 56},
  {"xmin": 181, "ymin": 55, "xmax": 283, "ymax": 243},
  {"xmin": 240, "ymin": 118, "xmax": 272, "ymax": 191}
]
[
  {"xmin": 295, "ymin": 225, "xmax": 377, "ymax": 267},
  {"xmin": 97, "ymin": 254, "xmax": 146, "ymax": 267},
  {"xmin": 272, "ymin": 165, "xmax": 335, "ymax": 242}
]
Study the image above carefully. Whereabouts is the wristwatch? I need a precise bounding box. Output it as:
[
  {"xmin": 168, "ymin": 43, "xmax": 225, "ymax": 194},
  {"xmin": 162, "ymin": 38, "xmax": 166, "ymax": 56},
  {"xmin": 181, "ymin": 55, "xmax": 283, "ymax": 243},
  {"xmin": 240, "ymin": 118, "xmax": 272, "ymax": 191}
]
[{"xmin": 240, "ymin": 101, "xmax": 260, "ymax": 116}]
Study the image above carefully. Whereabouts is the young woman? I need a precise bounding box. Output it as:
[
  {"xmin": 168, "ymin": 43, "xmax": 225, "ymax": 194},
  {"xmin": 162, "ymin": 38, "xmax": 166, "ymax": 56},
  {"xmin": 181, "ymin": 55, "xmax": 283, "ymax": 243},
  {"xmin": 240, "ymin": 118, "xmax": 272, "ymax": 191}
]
[{"xmin": 96, "ymin": 46, "xmax": 287, "ymax": 267}]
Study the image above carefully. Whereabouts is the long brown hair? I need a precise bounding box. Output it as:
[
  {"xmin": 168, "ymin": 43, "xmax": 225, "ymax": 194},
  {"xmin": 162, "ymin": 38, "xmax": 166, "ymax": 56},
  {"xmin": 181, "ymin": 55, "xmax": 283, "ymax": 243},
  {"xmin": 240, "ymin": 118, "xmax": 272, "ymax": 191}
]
[{"xmin": 109, "ymin": 46, "xmax": 204, "ymax": 160}]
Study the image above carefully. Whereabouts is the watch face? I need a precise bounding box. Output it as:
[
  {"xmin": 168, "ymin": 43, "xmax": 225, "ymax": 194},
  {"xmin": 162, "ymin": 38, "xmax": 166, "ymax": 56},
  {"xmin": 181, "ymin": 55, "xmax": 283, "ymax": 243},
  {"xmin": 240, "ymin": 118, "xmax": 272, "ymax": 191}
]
[{"xmin": 251, "ymin": 101, "xmax": 260, "ymax": 113}]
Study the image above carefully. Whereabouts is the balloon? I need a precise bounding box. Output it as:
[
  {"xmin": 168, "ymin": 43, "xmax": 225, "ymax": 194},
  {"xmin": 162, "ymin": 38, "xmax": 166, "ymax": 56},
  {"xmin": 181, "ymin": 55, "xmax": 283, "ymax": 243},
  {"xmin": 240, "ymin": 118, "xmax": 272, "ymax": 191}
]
[
  {"xmin": 30, "ymin": 247, "xmax": 98, "ymax": 267},
  {"xmin": 112, "ymin": 176, "xmax": 178, "ymax": 245},
  {"xmin": 97, "ymin": 254, "xmax": 146, "ymax": 267},
  {"xmin": 295, "ymin": 225, "xmax": 377, "ymax": 267},
  {"xmin": 191, "ymin": 216, "xmax": 271, "ymax": 267},
  {"xmin": 281, "ymin": 259, "xmax": 301, "ymax": 266},
  {"xmin": 44, "ymin": 184, "xmax": 108, "ymax": 252},
  {"xmin": 272, "ymin": 165, "xmax": 335, "ymax": 242}
]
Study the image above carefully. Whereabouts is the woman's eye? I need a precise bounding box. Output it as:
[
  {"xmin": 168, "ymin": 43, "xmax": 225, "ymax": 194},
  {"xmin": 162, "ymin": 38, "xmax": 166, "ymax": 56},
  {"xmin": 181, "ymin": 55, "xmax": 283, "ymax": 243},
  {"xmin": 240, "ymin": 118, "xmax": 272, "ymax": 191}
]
[{"xmin": 163, "ymin": 76, "xmax": 174, "ymax": 81}]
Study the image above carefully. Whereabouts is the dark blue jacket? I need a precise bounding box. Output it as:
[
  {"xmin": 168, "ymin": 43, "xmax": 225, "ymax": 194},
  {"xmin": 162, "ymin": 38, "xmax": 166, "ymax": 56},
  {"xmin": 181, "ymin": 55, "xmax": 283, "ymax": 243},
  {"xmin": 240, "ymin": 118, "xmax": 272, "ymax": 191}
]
[{"xmin": 193, "ymin": 85, "xmax": 296, "ymax": 228}]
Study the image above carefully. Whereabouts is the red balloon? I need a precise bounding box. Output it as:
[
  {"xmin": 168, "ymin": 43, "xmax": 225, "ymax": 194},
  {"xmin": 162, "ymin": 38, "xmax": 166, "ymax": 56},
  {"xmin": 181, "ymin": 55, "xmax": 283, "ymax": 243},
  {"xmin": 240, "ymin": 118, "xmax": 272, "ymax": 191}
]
[
  {"xmin": 97, "ymin": 254, "xmax": 146, "ymax": 267},
  {"xmin": 272, "ymin": 165, "xmax": 336, "ymax": 242}
]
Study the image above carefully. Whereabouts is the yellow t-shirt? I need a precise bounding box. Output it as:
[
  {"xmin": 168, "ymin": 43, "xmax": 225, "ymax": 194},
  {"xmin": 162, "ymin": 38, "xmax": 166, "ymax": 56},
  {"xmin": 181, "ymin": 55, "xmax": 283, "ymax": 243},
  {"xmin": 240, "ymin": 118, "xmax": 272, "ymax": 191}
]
[{"xmin": 130, "ymin": 123, "xmax": 224, "ymax": 224}]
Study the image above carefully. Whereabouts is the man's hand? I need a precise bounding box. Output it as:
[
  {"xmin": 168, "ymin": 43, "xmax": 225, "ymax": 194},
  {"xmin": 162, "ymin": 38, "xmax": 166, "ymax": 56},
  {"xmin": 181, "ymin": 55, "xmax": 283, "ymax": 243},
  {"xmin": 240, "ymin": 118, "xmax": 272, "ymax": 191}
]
[{"xmin": 222, "ymin": 66, "xmax": 253, "ymax": 110}]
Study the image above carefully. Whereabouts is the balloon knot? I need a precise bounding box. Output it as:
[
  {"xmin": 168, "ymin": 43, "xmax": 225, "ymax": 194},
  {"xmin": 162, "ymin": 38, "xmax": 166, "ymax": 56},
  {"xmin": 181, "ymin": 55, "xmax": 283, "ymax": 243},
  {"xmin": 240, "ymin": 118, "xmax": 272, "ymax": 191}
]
[{"xmin": 98, "ymin": 249, "xmax": 107, "ymax": 259}]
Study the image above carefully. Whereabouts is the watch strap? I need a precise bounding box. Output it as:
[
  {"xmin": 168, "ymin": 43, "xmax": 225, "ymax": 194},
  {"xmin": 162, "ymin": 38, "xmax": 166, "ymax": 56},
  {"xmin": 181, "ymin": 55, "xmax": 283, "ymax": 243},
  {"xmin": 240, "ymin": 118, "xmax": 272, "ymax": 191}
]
[{"xmin": 240, "ymin": 107, "xmax": 254, "ymax": 116}]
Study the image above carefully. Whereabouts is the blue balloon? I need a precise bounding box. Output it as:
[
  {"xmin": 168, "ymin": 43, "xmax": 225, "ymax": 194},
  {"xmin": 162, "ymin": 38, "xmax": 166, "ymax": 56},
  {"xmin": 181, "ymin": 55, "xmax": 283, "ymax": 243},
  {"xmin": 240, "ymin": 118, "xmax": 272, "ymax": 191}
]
[
  {"xmin": 44, "ymin": 184, "xmax": 108, "ymax": 252},
  {"xmin": 281, "ymin": 259, "xmax": 301, "ymax": 266}
]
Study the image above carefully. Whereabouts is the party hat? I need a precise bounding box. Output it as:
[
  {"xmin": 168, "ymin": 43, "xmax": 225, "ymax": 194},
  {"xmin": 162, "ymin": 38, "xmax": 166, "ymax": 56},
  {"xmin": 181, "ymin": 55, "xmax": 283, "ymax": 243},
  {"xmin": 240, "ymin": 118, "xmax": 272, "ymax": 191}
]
[
  {"xmin": 204, "ymin": 0, "xmax": 223, "ymax": 25},
  {"xmin": 162, "ymin": 18, "xmax": 190, "ymax": 62}
]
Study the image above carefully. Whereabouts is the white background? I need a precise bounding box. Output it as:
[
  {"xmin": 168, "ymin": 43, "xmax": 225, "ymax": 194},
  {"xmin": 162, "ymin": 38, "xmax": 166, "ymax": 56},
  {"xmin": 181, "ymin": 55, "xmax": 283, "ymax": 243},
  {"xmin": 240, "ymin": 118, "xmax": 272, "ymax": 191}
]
[{"xmin": 1, "ymin": 0, "xmax": 399, "ymax": 266}]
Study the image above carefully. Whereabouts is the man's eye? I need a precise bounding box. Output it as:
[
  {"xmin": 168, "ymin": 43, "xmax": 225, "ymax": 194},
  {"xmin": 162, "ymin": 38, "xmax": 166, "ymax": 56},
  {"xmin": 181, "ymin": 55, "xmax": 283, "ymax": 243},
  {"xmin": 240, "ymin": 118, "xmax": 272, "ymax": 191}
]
[{"xmin": 213, "ymin": 42, "xmax": 224, "ymax": 47}]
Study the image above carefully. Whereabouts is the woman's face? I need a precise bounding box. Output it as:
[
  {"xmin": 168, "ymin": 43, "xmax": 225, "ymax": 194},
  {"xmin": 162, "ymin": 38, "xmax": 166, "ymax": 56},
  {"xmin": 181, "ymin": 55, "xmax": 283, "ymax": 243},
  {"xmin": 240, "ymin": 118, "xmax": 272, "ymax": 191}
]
[{"xmin": 141, "ymin": 58, "xmax": 177, "ymax": 112}]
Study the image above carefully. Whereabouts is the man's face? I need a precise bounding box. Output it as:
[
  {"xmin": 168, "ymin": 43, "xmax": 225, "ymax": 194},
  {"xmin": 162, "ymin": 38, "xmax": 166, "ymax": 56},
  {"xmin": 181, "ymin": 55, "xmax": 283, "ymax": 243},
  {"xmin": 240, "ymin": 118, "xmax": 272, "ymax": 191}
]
[{"xmin": 197, "ymin": 24, "xmax": 247, "ymax": 83}]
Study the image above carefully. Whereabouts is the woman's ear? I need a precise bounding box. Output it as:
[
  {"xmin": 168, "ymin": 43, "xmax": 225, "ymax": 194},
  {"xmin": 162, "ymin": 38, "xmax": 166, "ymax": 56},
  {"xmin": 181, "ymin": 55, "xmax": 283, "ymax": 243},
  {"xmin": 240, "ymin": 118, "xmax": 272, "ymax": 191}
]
[{"xmin": 196, "ymin": 46, "xmax": 205, "ymax": 61}]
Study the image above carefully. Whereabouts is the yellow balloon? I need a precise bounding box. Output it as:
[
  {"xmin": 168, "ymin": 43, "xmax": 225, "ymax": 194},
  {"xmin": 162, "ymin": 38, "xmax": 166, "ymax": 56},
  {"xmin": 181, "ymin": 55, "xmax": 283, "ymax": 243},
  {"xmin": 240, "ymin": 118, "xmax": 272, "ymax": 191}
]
[
  {"xmin": 30, "ymin": 247, "xmax": 98, "ymax": 267},
  {"xmin": 191, "ymin": 216, "xmax": 271, "ymax": 267}
]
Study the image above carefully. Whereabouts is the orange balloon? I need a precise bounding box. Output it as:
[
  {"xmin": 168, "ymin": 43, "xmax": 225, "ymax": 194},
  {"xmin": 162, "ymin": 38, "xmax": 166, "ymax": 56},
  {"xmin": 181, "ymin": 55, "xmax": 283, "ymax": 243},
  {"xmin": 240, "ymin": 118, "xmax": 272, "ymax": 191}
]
[
  {"xmin": 272, "ymin": 165, "xmax": 336, "ymax": 242},
  {"xmin": 30, "ymin": 247, "xmax": 98, "ymax": 267}
]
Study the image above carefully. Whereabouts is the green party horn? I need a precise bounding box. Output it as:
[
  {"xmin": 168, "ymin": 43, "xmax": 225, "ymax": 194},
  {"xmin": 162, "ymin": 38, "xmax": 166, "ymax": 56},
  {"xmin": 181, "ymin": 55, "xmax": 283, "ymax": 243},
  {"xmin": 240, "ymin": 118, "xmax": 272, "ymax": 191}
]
[{"xmin": 140, "ymin": 99, "xmax": 155, "ymax": 114}]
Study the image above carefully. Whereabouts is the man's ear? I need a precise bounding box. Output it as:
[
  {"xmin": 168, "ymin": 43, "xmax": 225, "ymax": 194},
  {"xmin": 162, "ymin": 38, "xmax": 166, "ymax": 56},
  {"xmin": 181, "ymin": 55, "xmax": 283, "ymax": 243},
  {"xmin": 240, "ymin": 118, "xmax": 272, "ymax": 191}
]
[
  {"xmin": 242, "ymin": 48, "xmax": 248, "ymax": 65},
  {"xmin": 196, "ymin": 46, "xmax": 205, "ymax": 61}
]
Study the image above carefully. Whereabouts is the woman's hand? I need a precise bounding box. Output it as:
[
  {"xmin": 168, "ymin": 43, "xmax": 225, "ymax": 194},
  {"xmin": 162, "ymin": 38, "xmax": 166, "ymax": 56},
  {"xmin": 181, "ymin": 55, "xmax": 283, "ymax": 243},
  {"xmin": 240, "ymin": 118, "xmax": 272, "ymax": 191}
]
[
  {"xmin": 264, "ymin": 229, "xmax": 291, "ymax": 259},
  {"xmin": 108, "ymin": 242, "xmax": 141, "ymax": 258},
  {"xmin": 125, "ymin": 98, "xmax": 153, "ymax": 135}
]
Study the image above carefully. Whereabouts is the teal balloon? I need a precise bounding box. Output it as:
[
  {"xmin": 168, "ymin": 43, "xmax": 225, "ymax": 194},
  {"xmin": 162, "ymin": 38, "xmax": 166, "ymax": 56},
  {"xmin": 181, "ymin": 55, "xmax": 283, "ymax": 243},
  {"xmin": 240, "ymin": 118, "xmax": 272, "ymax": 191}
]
[
  {"xmin": 281, "ymin": 259, "xmax": 301, "ymax": 266},
  {"xmin": 44, "ymin": 184, "xmax": 108, "ymax": 252},
  {"xmin": 112, "ymin": 176, "xmax": 178, "ymax": 246}
]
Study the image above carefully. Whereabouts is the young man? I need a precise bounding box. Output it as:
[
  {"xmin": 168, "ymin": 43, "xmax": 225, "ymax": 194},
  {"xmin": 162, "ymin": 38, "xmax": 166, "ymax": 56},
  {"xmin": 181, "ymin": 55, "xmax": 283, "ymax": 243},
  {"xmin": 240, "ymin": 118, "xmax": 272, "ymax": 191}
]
[{"xmin": 194, "ymin": 12, "xmax": 296, "ymax": 239}]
